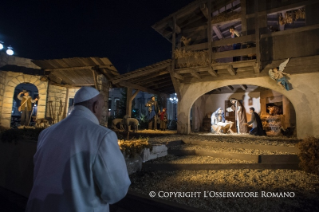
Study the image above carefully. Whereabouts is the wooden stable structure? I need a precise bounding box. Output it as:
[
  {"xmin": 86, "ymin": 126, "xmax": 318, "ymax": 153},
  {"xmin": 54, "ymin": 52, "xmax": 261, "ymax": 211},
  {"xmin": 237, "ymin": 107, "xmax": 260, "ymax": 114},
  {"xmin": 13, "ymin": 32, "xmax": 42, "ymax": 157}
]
[
  {"xmin": 114, "ymin": 0, "xmax": 319, "ymax": 138},
  {"xmin": 1, "ymin": 0, "xmax": 319, "ymax": 138},
  {"xmin": 0, "ymin": 56, "xmax": 119, "ymax": 128},
  {"xmin": 33, "ymin": 57, "xmax": 119, "ymax": 88},
  {"xmin": 111, "ymin": 59, "xmax": 173, "ymax": 117}
]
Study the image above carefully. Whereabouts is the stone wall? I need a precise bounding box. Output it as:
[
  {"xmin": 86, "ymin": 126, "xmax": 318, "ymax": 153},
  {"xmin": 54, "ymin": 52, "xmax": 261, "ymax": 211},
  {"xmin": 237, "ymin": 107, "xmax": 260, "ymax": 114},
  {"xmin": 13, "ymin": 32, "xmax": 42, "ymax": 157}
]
[
  {"xmin": 178, "ymin": 72, "xmax": 319, "ymax": 139},
  {"xmin": 191, "ymin": 95, "xmax": 206, "ymax": 132},
  {"xmin": 0, "ymin": 72, "xmax": 7, "ymax": 126},
  {"xmin": 0, "ymin": 72, "xmax": 48, "ymax": 128}
]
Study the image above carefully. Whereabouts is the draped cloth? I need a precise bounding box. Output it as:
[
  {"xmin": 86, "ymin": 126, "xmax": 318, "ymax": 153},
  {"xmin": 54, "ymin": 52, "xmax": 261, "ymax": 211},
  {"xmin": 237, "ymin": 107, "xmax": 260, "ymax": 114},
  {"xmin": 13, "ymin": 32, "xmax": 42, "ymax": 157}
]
[
  {"xmin": 146, "ymin": 99, "xmax": 159, "ymax": 121},
  {"xmin": 228, "ymin": 100, "xmax": 247, "ymax": 133},
  {"xmin": 277, "ymin": 77, "xmax": 291, "ymax": 91},
  {"xmin": 250, "ymin": 112, "xmax": 266, "ymax": 136},
  {"xmin": 211, "ymin": 107, "xmax": 226, "ymax": 133}
]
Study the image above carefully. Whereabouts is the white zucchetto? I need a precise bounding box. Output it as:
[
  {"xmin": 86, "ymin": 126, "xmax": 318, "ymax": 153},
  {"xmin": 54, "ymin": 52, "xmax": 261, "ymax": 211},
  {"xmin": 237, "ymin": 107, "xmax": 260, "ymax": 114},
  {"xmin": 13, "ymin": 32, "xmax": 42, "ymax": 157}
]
[{"xmin": 74, "ymin": 87, "xmax": 100, "ymax": 104}]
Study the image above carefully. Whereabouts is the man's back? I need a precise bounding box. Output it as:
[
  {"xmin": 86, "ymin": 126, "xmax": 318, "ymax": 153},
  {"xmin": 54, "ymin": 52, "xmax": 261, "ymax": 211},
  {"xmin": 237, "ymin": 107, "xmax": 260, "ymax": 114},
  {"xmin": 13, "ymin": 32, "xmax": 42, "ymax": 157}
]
[{"xmin": 26, "ymin": 106, "xmax": 130, "ymax": 212}]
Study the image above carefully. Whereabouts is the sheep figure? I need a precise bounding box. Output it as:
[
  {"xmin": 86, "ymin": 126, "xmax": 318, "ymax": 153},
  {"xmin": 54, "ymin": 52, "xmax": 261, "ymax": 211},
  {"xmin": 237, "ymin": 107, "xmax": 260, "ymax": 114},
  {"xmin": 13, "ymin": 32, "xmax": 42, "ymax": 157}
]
[
  {"xmin": 112, "ymin": 118, "xmax": 124, "ymax": 130},
  {"xmin": 124, "ymin": 118, "xmax": 139, "ymax": 133}
]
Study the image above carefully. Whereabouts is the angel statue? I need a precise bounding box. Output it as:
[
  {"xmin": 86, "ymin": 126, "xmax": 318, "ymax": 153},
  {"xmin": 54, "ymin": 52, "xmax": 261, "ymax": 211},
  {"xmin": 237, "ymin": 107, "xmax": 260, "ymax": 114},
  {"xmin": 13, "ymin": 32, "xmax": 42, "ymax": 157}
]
[{"xmin": 269, "ymin": 58, "xmax": 291, "ymax": 91}]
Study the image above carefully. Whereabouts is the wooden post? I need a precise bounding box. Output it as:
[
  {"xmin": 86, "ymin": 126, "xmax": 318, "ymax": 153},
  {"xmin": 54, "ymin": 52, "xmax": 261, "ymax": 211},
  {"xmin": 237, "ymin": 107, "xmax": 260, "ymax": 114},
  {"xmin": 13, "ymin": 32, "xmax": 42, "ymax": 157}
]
[
  {"xmin": 126, "ymin": 88, "xmax": 140, "ymax": 118},
  {"xmin": 172, "ymin": 16, "xmax": 177, "ymax": 63},
  {"xmin": 254, "ymin": 0, "xmax": 260, "ymax": 73},
  {"xmin": 62, "ymin": 88, "xmax": 69, "ymax": 119},
  {"xmin": 241, "ymin": 0, "xmax": 247, "ymax": 36},
  {"xmin": 126, "ymin": 87, "xmax": 133, "ymax": 117},
  {"xmin": 207, "ymin": 0, "xmax": 212, "ymax": 65},
  {"xmin": 168, "ymin": 15, "xmax": 181, "ymax": 100},
  {"xmin": 92, "ymin": 69, "xmax": 98, "ymax": 90}
]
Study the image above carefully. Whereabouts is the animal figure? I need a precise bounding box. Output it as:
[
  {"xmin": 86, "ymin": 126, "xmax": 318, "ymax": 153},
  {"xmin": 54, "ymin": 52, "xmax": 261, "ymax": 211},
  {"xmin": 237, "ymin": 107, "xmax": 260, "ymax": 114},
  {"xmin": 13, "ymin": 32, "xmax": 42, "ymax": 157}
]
[
  {"xmin": 35, "ymin": 118, "xmax": 53, "ymax": 128},
  {"xmin": 124, "ymin": 118, "xmax": 139, "ymax": 133},
  {"xmin": 180, "ymin": 36, "xmax": 191, "ymax": 46},
  {"xmin": 267, "ymin": 106, "xmax": 280, "ymax": 115},
  {"xmin": 112, "ymin": 118, "xmax": 124, "ymax": 130},
  {"xmin": 281, "ymin": 126, "xmax": 295, "ymax": 137}
]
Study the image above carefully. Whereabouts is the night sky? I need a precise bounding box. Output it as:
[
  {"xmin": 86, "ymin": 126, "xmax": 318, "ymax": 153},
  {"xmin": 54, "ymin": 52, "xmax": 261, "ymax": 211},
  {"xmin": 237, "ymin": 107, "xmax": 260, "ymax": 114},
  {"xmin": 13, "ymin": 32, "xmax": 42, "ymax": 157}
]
[{"xmin": 0, "ymin": 0, "xmax": 193, "ymax": 74}]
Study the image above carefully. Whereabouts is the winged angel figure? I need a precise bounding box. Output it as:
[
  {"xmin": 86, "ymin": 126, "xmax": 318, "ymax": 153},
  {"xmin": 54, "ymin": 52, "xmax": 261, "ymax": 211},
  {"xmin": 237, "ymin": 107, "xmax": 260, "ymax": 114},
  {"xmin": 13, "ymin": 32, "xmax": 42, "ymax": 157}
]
[{"xmin": 269, "ymin": 58, "xmax": 291, "ymax": 91}]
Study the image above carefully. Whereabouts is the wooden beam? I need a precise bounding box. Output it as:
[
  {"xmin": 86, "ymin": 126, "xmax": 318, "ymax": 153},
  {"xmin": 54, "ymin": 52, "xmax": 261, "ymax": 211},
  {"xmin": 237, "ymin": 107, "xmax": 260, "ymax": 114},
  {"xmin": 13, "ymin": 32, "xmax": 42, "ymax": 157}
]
[
  {"xmin": 91, "ymin": 69, "xmax": 99, "ymax": 90},
  {"xmin": 173, "ymin": 72, "xmax": 184, "ymax": 81},
  {"xmin": 71, "ymin": 84, "xmax": 95, "ymax": 86},
  {"xmin": 190, "ymin": 69, "xmax": 201, "ymax": 79},
  {"xmin": 185, "ymin": 42, "xmax": 209, "ymax": 51},
  {"xmin": 212, "ymin": 34, "xmax": 255, "ymax": 47},
  {"xmin": 254, "ymin": 0, "xmax": 261, "ymax": 73},
  {"xmin": 185, "ymin": 34, "xmax": 256, "ymax": 51},
  {"xmin": 226, "ymin": 85, "xmax": 234, "ymax": 91},
  {"xmin": 141, "ymin": 78, "xmax": 172, "ymax": 87},
  {"xmin": 200, "ymin": 3, "xmax": 209, "ymax": 19},
  {"xmin": 241, "ymin": 0, "xmax": 247, "ymax": 36},
  {"xmin": 212, "ymin": 47, "xmax": 256, "ymax": 59},
  {"xmin": 169, "ymin": 15, "xmax": 181, "ymax": 100},
  {"xmin": 119, "ymin": 81, "xmax": 159, "ymax": 95},
  {"xmin": 207, "ymin": 0, "xmax": 213, "ymax": 67},
  {"xmin": 211, "ymin": 18, "xmax": 241, "ymax": 27},
  {"xmin": 112, "ymin": 63, "xmax": 170, "ymax": 84},
  {"xmin": 139, "ymin": 76, "xmax": 172, "ymax": 86},
  {"xmin": 240, "ymin": 84, "xmax": 247, "ymax": 90},
  {"xmin": 212, "ymin": 26, "xmax": 223, "ymax": 39},
  {"xmin": 183, "ymin": 25, "xmax": 207, "ymax": 34},
  {"xmin": 207, "ymin": 67, "xmax": 218, "ymax": 77},
  {"xmin": 130, "ymin": 71, "xmax": 169, "ymax": 84},
  {"xmin": 168, "ymin": 22, "xmax": 181, "ymax": 34},
  {"xmin": 253, "ymin": 62, "xmax": 260, "ymax": 74},
  {"xmin": 126, "ymin": 87, "xmax": 133, "ymax": 117},
  {"xmin": 178, "ymin": 48, "xmax": 256, "ymax": 65},
  {"xmin": 227, "ymin": 65, "xmax": 236, "ymax": 76},
  {"xmin": 44, "ymin": 65, "xmax": 114, "ymax": 72},
  {"xmin": 246, "ymin": 0, "xmax": 318, "ymax": 19},
  {"xmin": 261, "ymin": 23, "xmax": 319, "ymax": 38}
]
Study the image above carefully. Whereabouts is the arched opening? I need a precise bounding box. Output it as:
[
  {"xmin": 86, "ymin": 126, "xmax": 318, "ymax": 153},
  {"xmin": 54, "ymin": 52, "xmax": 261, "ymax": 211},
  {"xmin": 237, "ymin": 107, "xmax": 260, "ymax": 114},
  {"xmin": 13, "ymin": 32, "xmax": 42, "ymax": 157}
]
[
  {"xmin": 189, "ymin": 84, "xmax": 296, "ymax": 136},
  {"xmin": 11, "ymin": 83, "xmax": 38, "ymax": 128}
]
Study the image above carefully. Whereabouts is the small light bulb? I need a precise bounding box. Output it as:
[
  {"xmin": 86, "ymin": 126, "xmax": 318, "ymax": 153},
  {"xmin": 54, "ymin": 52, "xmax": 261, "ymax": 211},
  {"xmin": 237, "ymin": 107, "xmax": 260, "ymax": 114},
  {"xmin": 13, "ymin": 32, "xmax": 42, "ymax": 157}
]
[
  {"xmin": 6, "ymin": 47, "xmax": 14, "ymax": 55},
  {"xmin": 0, "ymin": 43, "xmax": 3, "ymax": 50}
]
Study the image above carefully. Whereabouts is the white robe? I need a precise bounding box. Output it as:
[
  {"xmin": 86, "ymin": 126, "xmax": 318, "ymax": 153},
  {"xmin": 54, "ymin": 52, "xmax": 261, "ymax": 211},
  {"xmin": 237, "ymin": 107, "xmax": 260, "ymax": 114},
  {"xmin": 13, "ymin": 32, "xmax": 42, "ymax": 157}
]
[{"xmin": 26, "ymin": 105, "xmax": 131, "ymax": 212}]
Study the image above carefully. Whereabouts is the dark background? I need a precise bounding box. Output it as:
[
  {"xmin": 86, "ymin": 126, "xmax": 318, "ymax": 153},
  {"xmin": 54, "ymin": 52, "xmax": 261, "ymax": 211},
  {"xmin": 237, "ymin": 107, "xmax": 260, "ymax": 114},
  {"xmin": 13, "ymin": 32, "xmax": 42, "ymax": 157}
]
[{"xmin": 0, "ymin": 0, "xmax": 193, "ymax": 74}]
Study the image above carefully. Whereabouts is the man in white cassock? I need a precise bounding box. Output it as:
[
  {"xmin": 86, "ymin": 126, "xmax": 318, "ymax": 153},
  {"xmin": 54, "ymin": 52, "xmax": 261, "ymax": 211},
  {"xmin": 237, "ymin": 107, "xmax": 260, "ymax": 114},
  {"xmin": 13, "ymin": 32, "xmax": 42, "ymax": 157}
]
[{"xmin": 26, "ymin": 87, "xmax": 131, "ymax": 212}]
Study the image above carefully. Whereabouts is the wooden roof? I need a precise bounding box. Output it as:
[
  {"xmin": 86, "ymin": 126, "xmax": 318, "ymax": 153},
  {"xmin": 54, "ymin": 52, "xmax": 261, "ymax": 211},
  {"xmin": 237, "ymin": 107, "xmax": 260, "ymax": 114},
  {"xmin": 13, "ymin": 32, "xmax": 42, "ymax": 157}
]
[
  {"xmin": 111, "ymin": 59, "xmax": 173, "ymax": 95},
  {"xmin": 152, "ymin": 0, "xmax": 240, "ymax": 44},
  {"xmin": 33, "ymin": 57, "xmax": 119, "ymax": 87}
]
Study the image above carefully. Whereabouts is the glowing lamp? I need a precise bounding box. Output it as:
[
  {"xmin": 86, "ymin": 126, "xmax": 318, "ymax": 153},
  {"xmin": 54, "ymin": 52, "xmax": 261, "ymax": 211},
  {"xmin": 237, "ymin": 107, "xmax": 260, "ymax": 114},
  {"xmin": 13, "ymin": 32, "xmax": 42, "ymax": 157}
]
[
  {"xmin": 6, "ymin": 46, "xmax": 14, "ymax": 55},
  {"xmin": 0, "ymin": 43, "xmax": 3, "ymax": 50}
]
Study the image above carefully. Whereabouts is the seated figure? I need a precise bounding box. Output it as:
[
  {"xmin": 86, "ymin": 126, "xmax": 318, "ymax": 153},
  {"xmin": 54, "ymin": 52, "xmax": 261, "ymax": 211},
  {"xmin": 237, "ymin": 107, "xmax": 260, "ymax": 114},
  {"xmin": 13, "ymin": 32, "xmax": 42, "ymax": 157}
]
[{"xmin": 211, "ymin": 108, "xmax": 234, "ymax": 134}]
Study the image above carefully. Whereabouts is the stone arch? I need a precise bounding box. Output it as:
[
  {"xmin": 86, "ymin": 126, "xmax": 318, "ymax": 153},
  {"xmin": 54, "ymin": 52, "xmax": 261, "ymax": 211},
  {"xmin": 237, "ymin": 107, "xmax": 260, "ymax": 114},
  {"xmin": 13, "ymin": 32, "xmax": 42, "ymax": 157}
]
[
  {"xmin": 1, "ymin": 72, "xmax": 48, "ymax": 128},
  {"xmin": 177, "ymin": 73, "xmax": 319, "ymax": 138}
]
